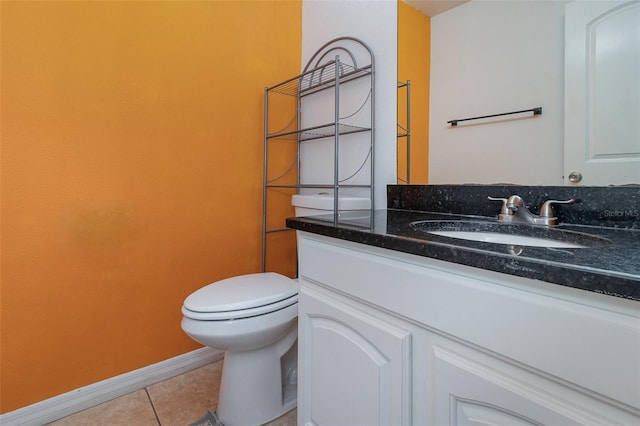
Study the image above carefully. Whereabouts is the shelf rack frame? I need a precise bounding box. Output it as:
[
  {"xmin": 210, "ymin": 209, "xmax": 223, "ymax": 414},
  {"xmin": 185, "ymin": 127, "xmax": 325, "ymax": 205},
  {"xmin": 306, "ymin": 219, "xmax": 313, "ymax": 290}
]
[{"xmin": 262, "ymin": 37, "xmax": 375, "ymax": 272}]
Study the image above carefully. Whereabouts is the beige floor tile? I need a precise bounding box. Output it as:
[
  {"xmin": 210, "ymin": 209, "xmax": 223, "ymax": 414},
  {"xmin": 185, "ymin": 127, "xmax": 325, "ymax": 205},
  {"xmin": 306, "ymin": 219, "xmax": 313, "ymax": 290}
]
[
  {"xmin": 47, "ymin": 389, "xmax": 159, "ymax": 426},
  {"xmin": 147, "ymin": 361, "xmax": 223, "ymax": 426},
  {"xmin": 265, "ymin": 408, "xmax": 297, "ymax": 426}
]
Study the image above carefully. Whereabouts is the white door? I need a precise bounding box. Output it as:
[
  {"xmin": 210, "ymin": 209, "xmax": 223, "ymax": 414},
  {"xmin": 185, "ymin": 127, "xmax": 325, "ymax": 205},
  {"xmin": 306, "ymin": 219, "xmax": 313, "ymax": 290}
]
[{"xmin": 564, "ymin": 0, "xmax": 640, "ymax": 185}]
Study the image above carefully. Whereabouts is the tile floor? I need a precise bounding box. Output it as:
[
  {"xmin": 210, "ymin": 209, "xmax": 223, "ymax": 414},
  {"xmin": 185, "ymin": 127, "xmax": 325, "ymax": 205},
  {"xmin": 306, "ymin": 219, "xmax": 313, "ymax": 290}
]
[{"xmin": 47, "ymin": 360, "xmax": 297, "ymax": 426}]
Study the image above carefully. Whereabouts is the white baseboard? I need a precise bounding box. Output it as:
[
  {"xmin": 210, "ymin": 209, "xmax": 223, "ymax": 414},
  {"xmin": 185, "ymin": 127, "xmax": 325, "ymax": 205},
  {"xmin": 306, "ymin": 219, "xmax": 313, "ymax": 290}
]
[{"xmin": 0, "ymin": 347, "xmax": 223, "ymax": 426}]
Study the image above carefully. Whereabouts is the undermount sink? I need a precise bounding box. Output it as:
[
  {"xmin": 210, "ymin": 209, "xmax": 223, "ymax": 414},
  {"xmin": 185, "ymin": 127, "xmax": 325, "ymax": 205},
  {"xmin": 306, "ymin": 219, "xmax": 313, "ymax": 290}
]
[
  {"xmin": 428, "ymin": 230, "xmax": 587, "ymax": 248},
  {"xmin": 409, "ymin": 220, "xmax": 611, "ymax": 249}
]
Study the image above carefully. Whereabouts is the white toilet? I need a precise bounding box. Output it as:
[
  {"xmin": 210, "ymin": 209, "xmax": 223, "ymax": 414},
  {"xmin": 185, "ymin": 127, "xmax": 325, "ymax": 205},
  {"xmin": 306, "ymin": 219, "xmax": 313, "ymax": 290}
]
[
  {"xmin": 180, "ymin": 194, "xmax": 370, "ymax": 426},
  {"xmin": 181, "ymin": 273, "xmax": 298, "ymax": 426}
]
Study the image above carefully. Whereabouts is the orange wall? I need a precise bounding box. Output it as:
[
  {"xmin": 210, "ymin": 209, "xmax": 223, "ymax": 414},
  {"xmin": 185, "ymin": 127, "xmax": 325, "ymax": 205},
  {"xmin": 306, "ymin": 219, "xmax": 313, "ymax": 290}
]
[
  {"xmin": 398, "ymin": 1, "xmax": 430, "ymax": 183},
  {"xmin": 0, "ymin": 0, "xmax": 301, "ymax": 413}
]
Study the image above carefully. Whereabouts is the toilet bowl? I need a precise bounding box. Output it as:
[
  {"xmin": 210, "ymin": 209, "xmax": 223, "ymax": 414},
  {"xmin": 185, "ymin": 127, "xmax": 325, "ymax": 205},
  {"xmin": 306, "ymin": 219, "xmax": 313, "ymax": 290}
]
[
  {"xmin": 181, "ymin": 194, "xmax": 370, "ymax": 425},
  {"xmin": 181, "ymin": 272, "xmax": 298, "ymax": 426}
]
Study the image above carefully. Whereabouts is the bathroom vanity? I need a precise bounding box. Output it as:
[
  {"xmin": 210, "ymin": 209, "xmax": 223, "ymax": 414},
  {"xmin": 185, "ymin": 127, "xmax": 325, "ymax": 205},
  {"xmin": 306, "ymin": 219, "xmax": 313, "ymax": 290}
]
[{"xmin": 287, "ymin": 185, "xmax": 640, "ymax": 425}]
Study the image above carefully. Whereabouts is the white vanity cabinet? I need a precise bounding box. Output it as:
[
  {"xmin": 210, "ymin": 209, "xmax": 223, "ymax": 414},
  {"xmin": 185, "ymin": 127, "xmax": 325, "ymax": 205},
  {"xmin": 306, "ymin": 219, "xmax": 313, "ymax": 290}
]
[{"xmin": 296, "ymin": 232, "xmax": 640, "ymax": 425}]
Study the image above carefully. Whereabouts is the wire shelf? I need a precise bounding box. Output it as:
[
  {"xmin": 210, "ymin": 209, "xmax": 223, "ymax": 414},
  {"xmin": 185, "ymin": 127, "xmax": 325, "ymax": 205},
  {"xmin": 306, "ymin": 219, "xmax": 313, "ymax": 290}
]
[
  {"xmin": 267, "ymin": 123, "xmax": 371, "ymax": 142},
  {"xmin": 268, "ymin": 62, "xmax": 373, "ymax": 97}
]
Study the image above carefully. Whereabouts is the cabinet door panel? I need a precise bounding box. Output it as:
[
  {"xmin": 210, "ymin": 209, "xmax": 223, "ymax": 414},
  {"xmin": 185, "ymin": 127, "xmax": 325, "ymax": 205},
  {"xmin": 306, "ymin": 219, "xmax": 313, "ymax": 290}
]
[
  {"xmin": 454, "ymin": 399, "xmax": 541, "ymax": 426},
  {"xmin": 298, "ymin": 288, "xmax": 411, "ymax": 426},
  {"xmin": 432, "ymin": 344, "xmax": 631, "ymax": 426}
]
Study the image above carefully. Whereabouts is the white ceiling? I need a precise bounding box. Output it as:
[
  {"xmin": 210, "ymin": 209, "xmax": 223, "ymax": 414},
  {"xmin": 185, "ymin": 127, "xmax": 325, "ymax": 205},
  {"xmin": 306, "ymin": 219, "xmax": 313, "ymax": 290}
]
[{"xmin": 403, "ymin": 0, "xmax": 469, "ymax": 17}]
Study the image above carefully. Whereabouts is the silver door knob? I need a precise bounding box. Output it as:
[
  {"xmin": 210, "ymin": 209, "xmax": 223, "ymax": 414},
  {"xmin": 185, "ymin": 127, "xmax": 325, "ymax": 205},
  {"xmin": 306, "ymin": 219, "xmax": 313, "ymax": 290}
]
[{"xmin": 568, "ymin": 172, "xmax": 582, "ymax": 183}]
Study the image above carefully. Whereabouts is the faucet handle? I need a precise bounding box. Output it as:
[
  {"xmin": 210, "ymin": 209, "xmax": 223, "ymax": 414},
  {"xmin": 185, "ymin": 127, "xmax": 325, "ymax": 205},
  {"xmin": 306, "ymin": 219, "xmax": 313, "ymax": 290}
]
[
  {"xmin": 488, "ymin": 196, "xmax": 509, "ymax": 215},
  {"xmin": 539, "ymin": 199, "xmax": 575, "ymax": 218}
]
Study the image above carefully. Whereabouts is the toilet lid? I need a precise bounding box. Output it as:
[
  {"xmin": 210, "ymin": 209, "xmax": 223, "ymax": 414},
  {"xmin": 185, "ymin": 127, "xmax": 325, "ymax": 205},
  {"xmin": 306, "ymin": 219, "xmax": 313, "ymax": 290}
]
[{"xmin": 182, "ymin": 272, "xmax": 298, "ymax": 320}]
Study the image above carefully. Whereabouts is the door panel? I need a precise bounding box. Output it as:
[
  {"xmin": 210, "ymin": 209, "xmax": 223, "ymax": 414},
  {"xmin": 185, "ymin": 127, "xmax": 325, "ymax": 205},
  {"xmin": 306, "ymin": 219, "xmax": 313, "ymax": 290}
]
[
  {"xmin": 564, "ymin": 1, "xmax": 640, "ymax": 185},
  {"xmin": 432, "ymin": 344, "xmax": 624, "ymax": 425}
]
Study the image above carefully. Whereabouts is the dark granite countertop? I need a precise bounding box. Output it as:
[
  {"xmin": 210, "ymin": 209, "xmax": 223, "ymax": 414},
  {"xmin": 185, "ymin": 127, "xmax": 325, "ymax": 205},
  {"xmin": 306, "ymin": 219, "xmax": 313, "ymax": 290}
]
[{"xmin": 286, "ymin": 185, "xmax": 640, "ymax": 301}]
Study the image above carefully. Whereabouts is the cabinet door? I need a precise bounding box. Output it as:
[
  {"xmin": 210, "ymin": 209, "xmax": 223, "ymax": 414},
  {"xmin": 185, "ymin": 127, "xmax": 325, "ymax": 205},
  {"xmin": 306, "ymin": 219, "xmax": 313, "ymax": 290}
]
[
  {"xmin": 298, "ymin": 286, "xmax": 412, "ymax": 426},
  {"xmin": 430, "ymin": 342, "xmax": 636, "ymax": 426}
]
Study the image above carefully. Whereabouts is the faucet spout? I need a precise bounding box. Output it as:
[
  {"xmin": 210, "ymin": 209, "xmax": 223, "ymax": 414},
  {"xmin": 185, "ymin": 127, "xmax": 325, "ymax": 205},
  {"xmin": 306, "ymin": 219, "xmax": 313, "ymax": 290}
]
[
  {"xmin": 506, "ymin": 195, "xmax": 525, "ymax": 211},
  {"xmin": 509, "ymin": 204, "xmax": 539, "ymax": 224},
  {"xmin": 504, "ymin": 195, "xmax": 541, "ymax": 224}
]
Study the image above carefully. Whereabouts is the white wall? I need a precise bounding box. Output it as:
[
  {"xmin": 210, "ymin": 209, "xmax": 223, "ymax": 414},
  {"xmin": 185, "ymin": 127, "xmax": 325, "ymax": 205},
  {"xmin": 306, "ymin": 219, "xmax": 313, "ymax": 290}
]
[
  {"xmin": 302, "ymin": 0, "xmax": 398, "ymax": 209},
  {"xmin": 429, "ymin": 0, "xmax": 569, "ymax": 185}
]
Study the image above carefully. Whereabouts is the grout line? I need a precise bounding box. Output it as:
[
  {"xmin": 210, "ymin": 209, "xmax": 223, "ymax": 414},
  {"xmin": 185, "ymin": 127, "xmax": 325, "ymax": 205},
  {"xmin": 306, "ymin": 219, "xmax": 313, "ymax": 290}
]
[{"xmin": 145, "ymin": 388, "xmax": 162, "ymax": 426}]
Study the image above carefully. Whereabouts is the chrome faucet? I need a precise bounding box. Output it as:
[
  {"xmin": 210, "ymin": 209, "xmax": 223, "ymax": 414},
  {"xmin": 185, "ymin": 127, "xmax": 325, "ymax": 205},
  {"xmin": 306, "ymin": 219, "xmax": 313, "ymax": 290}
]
[{"xmin": 488, "ymin": 195, "xmax": 575, "ymax": 226}]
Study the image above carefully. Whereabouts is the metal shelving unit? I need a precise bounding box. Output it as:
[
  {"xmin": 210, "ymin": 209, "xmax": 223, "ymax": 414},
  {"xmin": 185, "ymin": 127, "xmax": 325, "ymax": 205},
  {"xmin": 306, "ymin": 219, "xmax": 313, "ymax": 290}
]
[
  {"xmin": 397, "ymin": 80, "xmax": 411, "ymax": 184},
  {"xmin": 262, "ymin": 37, "xmax": 375, "ymax": 271}
]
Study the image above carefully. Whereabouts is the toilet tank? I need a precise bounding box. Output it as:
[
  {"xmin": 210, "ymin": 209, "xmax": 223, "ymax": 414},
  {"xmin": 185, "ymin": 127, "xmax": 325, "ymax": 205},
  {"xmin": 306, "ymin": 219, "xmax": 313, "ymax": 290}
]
[{"xmin": 291, "ymin": 194, "xmax": 371, "ymax": 217}]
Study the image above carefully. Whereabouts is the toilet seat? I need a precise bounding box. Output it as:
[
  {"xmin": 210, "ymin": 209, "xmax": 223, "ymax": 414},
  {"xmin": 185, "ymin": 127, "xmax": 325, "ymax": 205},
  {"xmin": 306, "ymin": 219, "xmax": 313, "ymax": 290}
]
[{"xmin": 182, "ymin": 272, "xmax": 298, "ymax": 321}]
